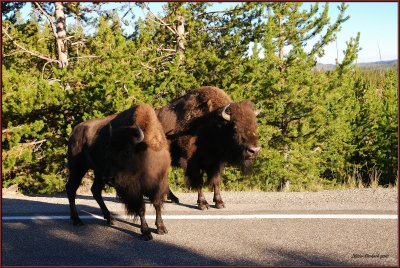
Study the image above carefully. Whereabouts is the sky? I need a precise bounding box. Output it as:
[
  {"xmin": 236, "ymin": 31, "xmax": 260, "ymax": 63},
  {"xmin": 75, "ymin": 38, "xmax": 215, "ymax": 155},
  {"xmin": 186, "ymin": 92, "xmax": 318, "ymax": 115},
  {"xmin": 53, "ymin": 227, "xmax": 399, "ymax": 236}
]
[
  {"xmin": 18, "ymin": 2, "xmax": 398, "ymax": 64},
  {"xmin": 314, "ymin": 2, "xmax": 398, "ymax": 64}
]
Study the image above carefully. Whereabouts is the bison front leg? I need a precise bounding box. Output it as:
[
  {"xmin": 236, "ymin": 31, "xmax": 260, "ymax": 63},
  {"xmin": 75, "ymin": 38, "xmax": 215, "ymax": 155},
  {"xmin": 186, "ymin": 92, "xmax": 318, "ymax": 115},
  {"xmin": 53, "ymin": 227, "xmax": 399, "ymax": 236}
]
[
  {"xmin": 197, "ymin": 188, "xmax": 209, "ymax": 210},
  {"xmin": 139, "ymin": 202, "xmax": 153, "ymax": 241},
  {"xmin": 91, "ymin": 175, "xmax": 114, "ymax": 225},
  {"xmin": 207, "ymin": 166, "xmax": 225, "ymax": 209},
  {"xmin": 154, "ymin": 202, "xmax": 168, "ymax": 235}
]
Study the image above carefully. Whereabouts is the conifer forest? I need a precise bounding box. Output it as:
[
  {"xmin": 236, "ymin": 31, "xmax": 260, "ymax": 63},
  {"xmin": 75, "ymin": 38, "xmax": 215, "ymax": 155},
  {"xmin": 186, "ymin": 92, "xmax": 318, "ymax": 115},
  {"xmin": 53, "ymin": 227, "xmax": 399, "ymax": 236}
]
[{"xmin": 2, "ymin": 2, "xmax": 398, "ymax": 194}]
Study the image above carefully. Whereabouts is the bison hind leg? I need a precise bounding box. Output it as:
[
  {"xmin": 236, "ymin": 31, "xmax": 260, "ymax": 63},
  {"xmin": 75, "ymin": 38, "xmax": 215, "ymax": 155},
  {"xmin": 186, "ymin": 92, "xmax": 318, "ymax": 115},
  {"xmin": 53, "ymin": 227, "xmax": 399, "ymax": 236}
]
[
  {"xmin": 66, "ymin": 160, "xmax": 88, "ymax": 226},
  {"xmin": 167, "ymin": 188, "xmax": 180, "ymax": 204}
]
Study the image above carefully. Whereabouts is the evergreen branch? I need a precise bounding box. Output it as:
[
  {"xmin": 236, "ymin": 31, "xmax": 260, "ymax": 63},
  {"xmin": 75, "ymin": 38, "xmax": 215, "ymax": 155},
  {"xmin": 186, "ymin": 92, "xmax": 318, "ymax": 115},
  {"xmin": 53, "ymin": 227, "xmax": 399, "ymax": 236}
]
[
  {"xmin": 157, "ymin": 48, "xmax": 176, "ymax": 52},
  {"xmin": 69, "ymin": 55, "xmax": 102, "ymax": 60},
  {"xmin": 140, "ymin": 62, "xmax": 156, "ymax": 71},
  {"xmin": 197, "ymin": 5, "xmax": 249, "ymax": 17},
  {"xmin": 288, "ymin": 127, "xmax": 320, "ymax": 140},
  {"xmin": 2, "ymin": 27, "xmax": 57, "ymax": 63}
]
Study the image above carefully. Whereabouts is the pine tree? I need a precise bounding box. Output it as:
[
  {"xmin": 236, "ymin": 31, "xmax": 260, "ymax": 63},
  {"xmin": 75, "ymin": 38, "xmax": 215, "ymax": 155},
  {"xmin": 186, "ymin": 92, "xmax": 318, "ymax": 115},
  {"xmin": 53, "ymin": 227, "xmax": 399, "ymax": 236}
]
[
  {"xmin": 250, "ymin": 3, "xmax": 353, "ymax": 190},
  {"xmin": 2, "ymin": 2, "xmax": 397, "ymax": 193}
]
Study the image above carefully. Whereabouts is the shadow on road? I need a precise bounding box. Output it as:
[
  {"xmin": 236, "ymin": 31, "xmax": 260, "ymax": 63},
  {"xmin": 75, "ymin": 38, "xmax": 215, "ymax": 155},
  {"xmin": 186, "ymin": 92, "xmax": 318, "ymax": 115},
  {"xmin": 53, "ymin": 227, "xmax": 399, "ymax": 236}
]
[
  {"xmin": 2, "ymin": 198, "xmax": 232, "ymax": 266},
  {"xmin": 2, "ymin": 198, "xmax": 390, "ymax": 266},
  {"xmin": 3, "ymin": 220, "xmax": 232, "ymax": 266}
]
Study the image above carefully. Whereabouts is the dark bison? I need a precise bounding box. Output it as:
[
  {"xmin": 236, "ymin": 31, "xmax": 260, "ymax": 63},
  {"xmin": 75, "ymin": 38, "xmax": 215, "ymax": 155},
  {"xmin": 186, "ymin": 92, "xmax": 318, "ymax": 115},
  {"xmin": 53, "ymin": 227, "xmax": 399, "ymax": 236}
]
[
  {"xmin": 66, "ymin": 103, "xmax": 170, "ymax": 240},
  {"xmin": 156, "ymin": 86, "xmax": 261, "ymax": 209}
]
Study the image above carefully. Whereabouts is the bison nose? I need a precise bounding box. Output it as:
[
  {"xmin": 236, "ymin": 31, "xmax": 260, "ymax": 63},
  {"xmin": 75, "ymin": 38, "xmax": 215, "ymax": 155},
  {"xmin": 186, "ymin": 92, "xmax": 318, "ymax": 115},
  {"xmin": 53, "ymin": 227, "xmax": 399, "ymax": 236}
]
[{"xmin": 247, "ymin": 146, "xmax": 261, "ymax": 155}]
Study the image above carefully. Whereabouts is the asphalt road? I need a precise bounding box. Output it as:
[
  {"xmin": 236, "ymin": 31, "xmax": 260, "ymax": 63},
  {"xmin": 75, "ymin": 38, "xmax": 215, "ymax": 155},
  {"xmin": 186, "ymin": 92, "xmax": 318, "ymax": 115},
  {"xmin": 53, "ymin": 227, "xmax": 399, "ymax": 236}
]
[{"xmin": 2, "ymin": 188, "xmax": 398, "ymax": 266}]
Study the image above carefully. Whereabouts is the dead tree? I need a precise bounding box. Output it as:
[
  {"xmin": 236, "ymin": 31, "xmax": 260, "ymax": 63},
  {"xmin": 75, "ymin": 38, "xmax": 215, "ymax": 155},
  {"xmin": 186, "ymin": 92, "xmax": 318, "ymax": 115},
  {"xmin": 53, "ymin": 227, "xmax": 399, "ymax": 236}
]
[
  {"xmin": 174, "ymin": 14, "xmax": 185, "ymax": 65},
  {"xmin": 35, "ymin": 2, "xmax": 69, "ymax": 68},
  {"xmin": 54, "ymin": 2, "xmax": 68, "ymax": 68}
]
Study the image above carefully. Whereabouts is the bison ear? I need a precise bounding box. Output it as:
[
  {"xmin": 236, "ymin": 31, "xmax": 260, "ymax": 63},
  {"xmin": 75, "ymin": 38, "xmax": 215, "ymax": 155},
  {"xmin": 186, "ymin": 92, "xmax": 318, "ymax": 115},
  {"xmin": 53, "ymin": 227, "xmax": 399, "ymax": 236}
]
[
  {"xmin": 254, "ymin": 108, "xmax": 262, "ymax": 116},
  {"xmin": 207, "ymin": 99, "xmax": 213, "ymax": 112}
]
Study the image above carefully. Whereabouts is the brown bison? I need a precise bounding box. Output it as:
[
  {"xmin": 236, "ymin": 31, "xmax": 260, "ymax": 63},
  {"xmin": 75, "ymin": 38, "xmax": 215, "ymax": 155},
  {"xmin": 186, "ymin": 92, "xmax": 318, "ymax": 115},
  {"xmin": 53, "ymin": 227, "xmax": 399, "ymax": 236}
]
[
  {"xmin": 156, "ymin": 86, "xmax": 261, "ymax": 209},
  {"xmin": 66, "ymin": 103, "xmax": 170, "ymax": 240}
]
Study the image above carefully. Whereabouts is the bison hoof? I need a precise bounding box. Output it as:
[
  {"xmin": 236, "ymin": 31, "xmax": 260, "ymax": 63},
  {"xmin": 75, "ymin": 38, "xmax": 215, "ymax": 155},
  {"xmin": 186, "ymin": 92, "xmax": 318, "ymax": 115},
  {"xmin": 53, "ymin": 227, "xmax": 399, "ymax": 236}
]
[
  {"xmin": 170, "ymin": 196, "xmax": 180, "ymax": 204},
  {"xmin": 215, "ymin": 201, "xmax": 225, "ymax": 209},
  {"xmin": 142, "ymin": 233, "xmax": 153, "ymax": 241},
  {"xmin": 157, "ymin": 225, "xmax": 168, "ymax": 235},
  {"xmin": 72, "ymin": 219, "xmax": 84, "ymax": 226},
  {"xmin": 141, "ymin": 228, "xmax": 153, "ymax": 241},
  {"xmin": 106, "ymin": 216, "xmax": 115, "ymax": 225},
  {"xmin": 197, "ymin": 200, "xmax": 209, "ymax": 210},
  {"xmin": 167, "ymin": 192, "xmax": 180, "ymax": 204}
]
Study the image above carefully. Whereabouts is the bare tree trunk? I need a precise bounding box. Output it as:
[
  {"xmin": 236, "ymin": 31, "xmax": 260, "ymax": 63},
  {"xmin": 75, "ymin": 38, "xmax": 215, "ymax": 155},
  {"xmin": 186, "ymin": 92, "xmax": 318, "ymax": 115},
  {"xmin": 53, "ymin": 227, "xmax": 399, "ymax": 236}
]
[
  {"xmin": 278, "ymin": 13, "xmax": 284, "ymax": 61},
  {"xmin": 278, "ymin": 120, "xmax": 291, "ymax": 192},
  {"xmin": 277, "ymin": 10, "xmax": 286, "ymax": 75},
  {"xmin": 55, "ymin": 2, "xmax": 68, "ymax": 68},
  {"xmin": 278, "ymin": 143, "xmax": 291, "ymax": 191},
  {"xmin": 174, "ymin": 14, "xmax": 185, "ymax": 65}
]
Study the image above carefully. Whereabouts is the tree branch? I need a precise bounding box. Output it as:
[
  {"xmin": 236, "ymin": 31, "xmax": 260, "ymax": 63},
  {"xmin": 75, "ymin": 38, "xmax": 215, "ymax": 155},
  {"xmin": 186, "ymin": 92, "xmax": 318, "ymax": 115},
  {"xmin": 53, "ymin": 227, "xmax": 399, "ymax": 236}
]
[
  {"xmin": 157, "ymin": 48, "xmax": 176, "ymax": 52},
  {"xmin": 2, "ymin": 26, "xmax": 57, "ymax": 63},
  {"xmin": 141, "ymin": 3, "xmax": 176, "ymax": 35},
  {"xmin": 69, "ymin": 55, "xmax": 101, "ymax": 60},
  {"xmin": 34, "ymin": 2, "xmax": 58, "ymax": 39},
  {"xmin": 42, "ymin": 60, "xmax": 54, "ymax": 79},
  {"xmin": 2, "ymin": 126, "xmax": 23, "ymax": 134},
  {"xmin": 197, "ymin": 6, "xmax": 247, "ymax": 17}
]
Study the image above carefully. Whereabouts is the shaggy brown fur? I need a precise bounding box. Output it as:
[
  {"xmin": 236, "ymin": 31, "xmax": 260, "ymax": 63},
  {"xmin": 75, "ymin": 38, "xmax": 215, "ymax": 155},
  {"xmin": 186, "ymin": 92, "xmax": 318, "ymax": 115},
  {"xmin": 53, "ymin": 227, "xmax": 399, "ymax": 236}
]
[
  {"xmin": 156, "ymin": 86, "xmax": 232, "ymax": 135},
  {"xmin": 66, "ymin": 103, "xmax": 170, "ymax": 240},
  {"xmin": 155, "ymin": 87, "xmax": 261, "ymax": 209}
]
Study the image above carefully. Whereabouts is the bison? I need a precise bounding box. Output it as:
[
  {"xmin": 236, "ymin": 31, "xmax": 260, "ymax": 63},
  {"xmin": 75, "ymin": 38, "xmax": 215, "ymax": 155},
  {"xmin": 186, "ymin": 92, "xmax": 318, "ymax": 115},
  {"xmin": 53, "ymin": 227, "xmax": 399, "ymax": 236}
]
[
  {"xmin": 156, "ymin": 86, "xmax": 261, "ymax": 210},
  {"xmin": 66, "ymin": 103, "xmax": 170, "ymax": 240}
]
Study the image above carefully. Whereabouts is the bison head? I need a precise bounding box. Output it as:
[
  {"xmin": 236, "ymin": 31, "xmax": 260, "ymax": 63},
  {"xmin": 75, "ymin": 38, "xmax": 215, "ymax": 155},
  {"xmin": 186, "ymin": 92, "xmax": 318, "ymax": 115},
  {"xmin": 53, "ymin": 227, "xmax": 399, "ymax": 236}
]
[
  {"xmin": 102, "ymin": 123, "xmax": 146, "ymax": 183},
  {"xmin": 217, "ymin": 101, "xmax": 261, "ymax": 172}
]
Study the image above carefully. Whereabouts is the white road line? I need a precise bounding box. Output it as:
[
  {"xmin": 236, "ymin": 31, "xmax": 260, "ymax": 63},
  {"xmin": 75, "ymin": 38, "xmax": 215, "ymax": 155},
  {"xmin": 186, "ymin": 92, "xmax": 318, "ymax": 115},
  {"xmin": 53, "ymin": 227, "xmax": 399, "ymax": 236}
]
[{"xmin": 2, "ymin": 214, "xmax": 398, "ymax": 221}]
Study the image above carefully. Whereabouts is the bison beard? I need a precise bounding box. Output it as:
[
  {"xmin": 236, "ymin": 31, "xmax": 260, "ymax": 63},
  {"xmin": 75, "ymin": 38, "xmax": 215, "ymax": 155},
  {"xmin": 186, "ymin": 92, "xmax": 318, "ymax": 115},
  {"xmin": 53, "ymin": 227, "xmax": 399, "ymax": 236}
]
[
  {"xmin": 66, "ymin": 104, "xmax": 170, "ymax": 241},
  {"xmin": 156, "ymin": 87, "xmax": 261, "ymax": 210}
]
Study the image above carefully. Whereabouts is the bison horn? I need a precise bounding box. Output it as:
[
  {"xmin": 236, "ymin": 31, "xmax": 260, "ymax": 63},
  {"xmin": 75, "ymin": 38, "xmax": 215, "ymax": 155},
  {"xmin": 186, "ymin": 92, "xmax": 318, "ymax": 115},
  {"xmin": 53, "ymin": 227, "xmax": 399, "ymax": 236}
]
[
  {"xmin": 221, "ymin": 104, "xmax": 231, "ymax": 121},
  {"xmin": 134, "ymin": 125, "xmax": 144, "ymax": 143},
  {"xmin": 108, "ymin": 123, "xmax": 112, "ymax": 138},
  {"xmin": 254, "ymin": 108, "xmax": 262, "ymax": 116}
]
